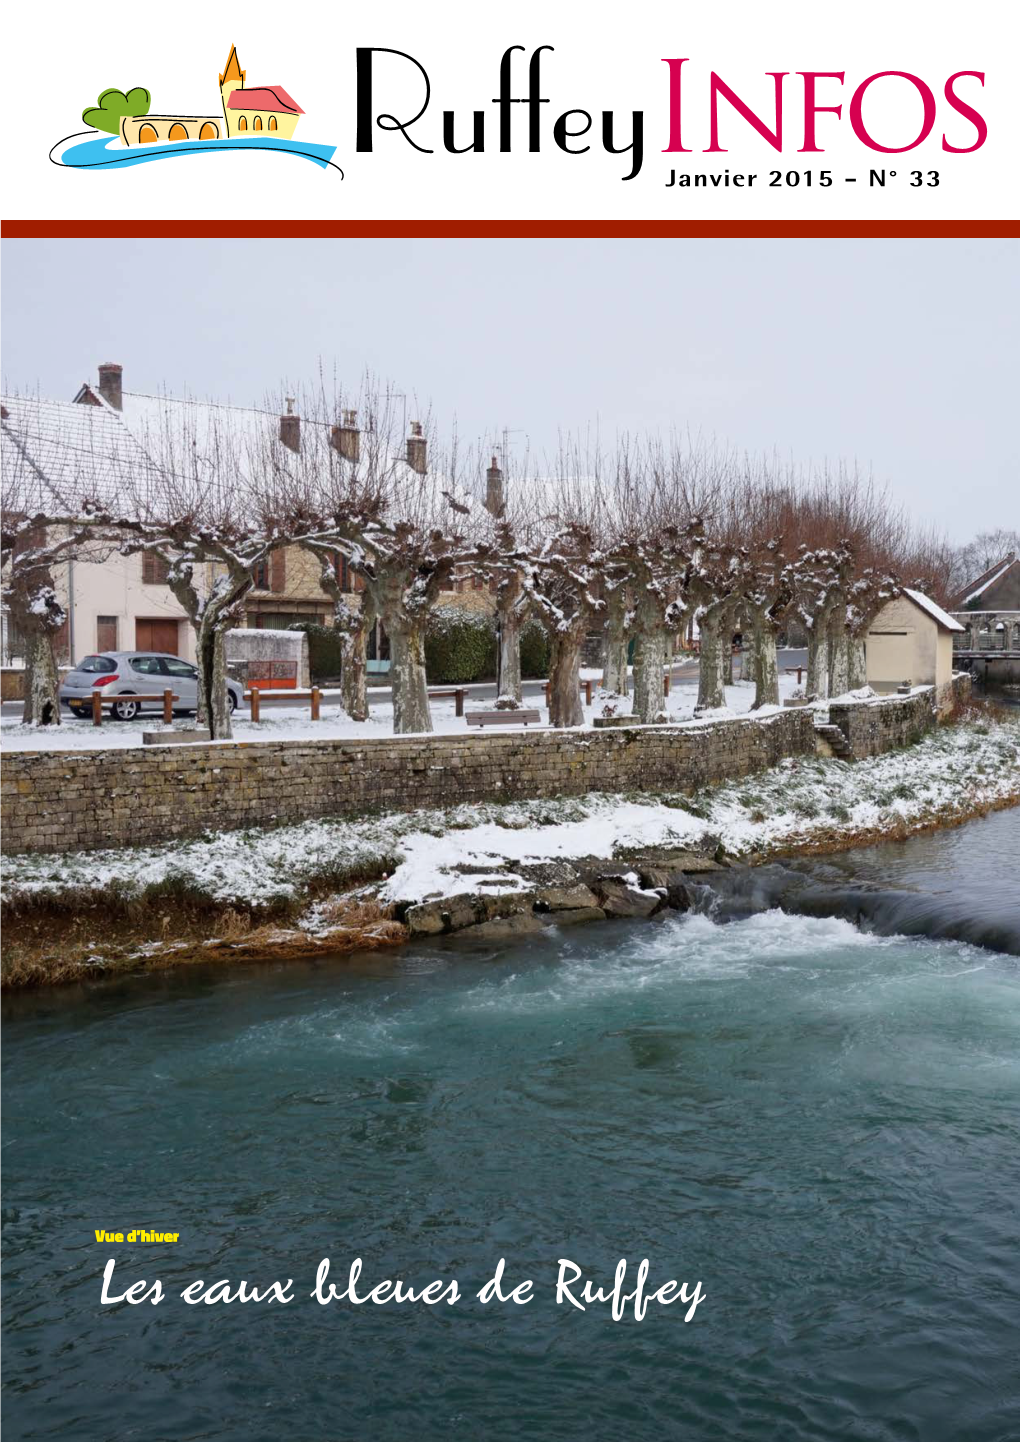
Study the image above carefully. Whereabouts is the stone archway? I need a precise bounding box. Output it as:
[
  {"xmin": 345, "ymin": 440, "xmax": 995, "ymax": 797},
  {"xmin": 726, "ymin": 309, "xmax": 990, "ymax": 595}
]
[
  {"xmin": 199, "ymin": 121, "xmax": 219, "ymax": 140},
  {"xmin": 168, "ymin": 123, "xmax": 189, "ymax": 141},
  {"xmin": 138, "ymin": 123, "xmax": 158, "ymax": 144}
]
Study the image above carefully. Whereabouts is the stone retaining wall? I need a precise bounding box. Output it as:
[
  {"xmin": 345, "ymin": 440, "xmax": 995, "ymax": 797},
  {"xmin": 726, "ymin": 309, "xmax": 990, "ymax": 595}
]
[
  {"xmin": 1, "ymin": 709, "xmax": 815, "ymax": 856},
  {"xmin": 828, "ymin": 674, "xmax": 970, "ymax": 761}
]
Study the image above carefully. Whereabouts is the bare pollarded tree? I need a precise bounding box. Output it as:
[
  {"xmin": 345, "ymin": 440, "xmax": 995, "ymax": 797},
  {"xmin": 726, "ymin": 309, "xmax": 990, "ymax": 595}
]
[
  {"xmin": 268, "ymin": 381, "xmax": 482, "ymax": 734},
  {"xmin": 527, "ymin": 439, "xmax": 611, "ymax": 728},
  {"xmin": 115, "ymin": 390, "xmax": 387, "ymax": 740},
  {"xmin": 607, "ymin": 441, "xmax": 693, "ymax": 725},
  {"xmin": 1, "ymin": 394, "xmax": 134, "ymax": 724}
]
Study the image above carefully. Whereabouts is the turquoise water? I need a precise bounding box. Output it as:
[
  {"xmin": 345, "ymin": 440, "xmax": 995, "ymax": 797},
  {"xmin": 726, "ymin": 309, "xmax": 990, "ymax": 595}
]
[
  {"xmin": 52, "ymin": 131, "xmax": 340, "ymax": 172},
  {"xmin": 3, "ymin": 817, "xmax": 1020, "ymax": 1441}
]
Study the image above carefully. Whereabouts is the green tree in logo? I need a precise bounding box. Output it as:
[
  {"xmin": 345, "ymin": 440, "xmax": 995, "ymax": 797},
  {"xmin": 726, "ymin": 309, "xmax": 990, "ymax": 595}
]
[{"xmin": 83, "ymin": 87, "xmax": 152, "ymax": 135}]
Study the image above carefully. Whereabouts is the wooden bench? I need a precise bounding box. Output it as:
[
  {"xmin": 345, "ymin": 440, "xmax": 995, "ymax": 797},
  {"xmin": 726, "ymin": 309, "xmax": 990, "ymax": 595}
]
[
  {"xmin": 427, "ymin": 686, "xmax": 471, "ymax": 717},
  {"xmin": 245, "ymin": 687, "xmax": 323, "ymax": 722},
  {"xmin": 465, "ymin": 709, "xmax": 542, "ymax": 728},
  {"xmin": 86, "ymin": 690, "xmax": 179, "ymax": 726}
]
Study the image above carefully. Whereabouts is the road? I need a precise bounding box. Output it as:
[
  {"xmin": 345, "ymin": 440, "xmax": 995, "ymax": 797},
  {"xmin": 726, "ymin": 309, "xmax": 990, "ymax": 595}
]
[{"xmin": 2, "ymin": 650, "xmax": 809, "ymax": 718}]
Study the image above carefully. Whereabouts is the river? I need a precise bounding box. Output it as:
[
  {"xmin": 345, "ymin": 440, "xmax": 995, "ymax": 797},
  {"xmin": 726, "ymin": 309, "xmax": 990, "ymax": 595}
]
[{"xmin": 3, "ymin": 810, "xmax": 1019, "ymax": 1441}]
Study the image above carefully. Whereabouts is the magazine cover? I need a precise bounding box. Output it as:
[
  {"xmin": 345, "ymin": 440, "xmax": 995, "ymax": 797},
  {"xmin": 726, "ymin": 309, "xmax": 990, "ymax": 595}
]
[{"xmin": 2, "ymin": 3, "xmax": 1017, "ymax": 1439}]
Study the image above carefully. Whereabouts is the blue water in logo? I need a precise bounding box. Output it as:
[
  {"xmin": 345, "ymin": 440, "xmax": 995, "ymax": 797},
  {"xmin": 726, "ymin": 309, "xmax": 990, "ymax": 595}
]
[{"xmin": 53, "ymin": 131, "xmax": 340, "ymax": 172}]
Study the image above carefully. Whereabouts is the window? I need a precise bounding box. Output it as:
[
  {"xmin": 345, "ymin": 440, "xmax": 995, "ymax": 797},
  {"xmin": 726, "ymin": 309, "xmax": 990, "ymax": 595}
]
[
  {"xmin": 76, "ymin": 655, "xmax": 117, "ymax": 673},
  {"xmin": 335, "ymin": 553, "xmax": 353, "ymax": 592},
  {"xmin": 200, "ymin": 121, "xmax": 219, "ymax": 140},
  {"xmin": 238, "ymin": 115, "xmax": 248, "ymax": 131},
  {"xmin": 97, "ymin": 615, "xmax": 118, "ymax": 651},
  {"xmin": 168, "ymin": 123, "xmax": 189, "ymax": 141},
  {"xmin": 138, "ymin": 124, "xmax": 158, "ymax": 144},
  {"xmin": 252, "ymin": 558, "xmax": 270, "ymax": 590},
  {"xmin": 142, "ymin": 552, "xmax": 170, "ymax": 585},
  {"xmin": 163, "ymin": 658, "xmax": 198, "ymax": 679},
  {"xmin": 268, "ymin": 115, "xmax": 277, "ymax": 132},
  {"xmin": 253, "ymin": 115, "xmax": 263, "ymax": 131},
  {"xmin": 131, "ymin": 656, "xmax": 164, "ymax": 674}
]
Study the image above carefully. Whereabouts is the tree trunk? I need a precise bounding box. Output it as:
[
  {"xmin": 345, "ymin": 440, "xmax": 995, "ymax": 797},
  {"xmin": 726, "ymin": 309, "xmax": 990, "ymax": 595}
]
[
  {"xmin": 742, "ymin": 624, "xmax": 759, "ymax": 689},
  {"xmin": 548, "ymin": 627, "xmax": 584, "ymax": 727},
  {"xmin": 829, "ymin": 610, "xmax": 850, "ymax": 697},
  {"xmin": 196, "ymin": 621, "xmax": 233, "ymax": 739},
  {"xmin": 808, "ymin": 630, "xmax": 830, "ymax": 701},
  {"xmin": 696, "ymin": 608, "xmax": 726, "ymax": 711},
  {"xmin": 389, "ymin": 619, "xmax": 432, "ymax": 734},
  {"xmin": 632, "ymin": 619, "xmax": 667, "ymax": 724},
  {"xmin": 602, "ymin": 589, "xmax": 629, "ymax": 695},
  {"xmin": 752, "ymin": 615, "xmax": 780, "ymax": 709},
  {"xmin": 340, "ymin": 621, "xmax": 370, "ymax": 721},
  {"xmin": 847, "ymin": 634, "xmax": 867, "ymax": 690},
  {"xmin": 335, "ymin": 599, "xmax": 371, "ymax": 722},
  {"xmin": 497, "ymin": 608, "xmax": 523, "ymax": 704},
  {"xmin": 22, "ymin": 625, "xmax": 61, "ymax": 726}
]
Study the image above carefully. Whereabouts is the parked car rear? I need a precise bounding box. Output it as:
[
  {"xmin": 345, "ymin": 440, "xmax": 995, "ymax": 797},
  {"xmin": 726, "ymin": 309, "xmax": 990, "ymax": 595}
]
[{"xmin": 59, "ymin": 652, "xmax": 243, "ymax": 720}]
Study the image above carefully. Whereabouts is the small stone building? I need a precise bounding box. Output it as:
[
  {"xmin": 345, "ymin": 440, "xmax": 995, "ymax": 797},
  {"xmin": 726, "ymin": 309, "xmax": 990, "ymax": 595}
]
[
  {"xmin": 866, "ymin": 588, "xmax": 963, "ymax": 704},
  {"xmin": 225, "ymin": 628, "xmax": 310, "ymax": 690}
]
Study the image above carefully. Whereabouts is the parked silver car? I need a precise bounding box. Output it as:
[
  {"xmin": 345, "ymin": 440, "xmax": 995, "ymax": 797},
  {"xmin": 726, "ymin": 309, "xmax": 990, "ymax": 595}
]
[{"xmin": 59, "ymin": 652, "xmax": 243, "ymax": 720}]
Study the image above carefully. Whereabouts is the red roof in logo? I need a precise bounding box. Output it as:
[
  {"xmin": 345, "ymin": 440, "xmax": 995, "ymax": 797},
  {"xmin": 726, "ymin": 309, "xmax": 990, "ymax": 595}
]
[{"xmin": 227, "ymin": 86, "xmax": 304, "ymax": 114}]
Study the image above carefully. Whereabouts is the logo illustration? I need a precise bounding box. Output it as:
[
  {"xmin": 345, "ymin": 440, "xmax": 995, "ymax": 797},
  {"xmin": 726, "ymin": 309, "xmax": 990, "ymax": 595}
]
[{"xmin": 52, "ymin": 44, "xmax": 340, "ymax": 173}]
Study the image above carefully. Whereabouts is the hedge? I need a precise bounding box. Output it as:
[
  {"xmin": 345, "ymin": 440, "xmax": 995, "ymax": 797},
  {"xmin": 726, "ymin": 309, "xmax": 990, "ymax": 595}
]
[
  {"xmin": 287, "ymin": 622, "xmax": 345, "ymax": 681},
  {"xmin": 423, "ymin": 607, "xmax": 551, "ymax": 684},
  {"xmin": 289, "ymin": 611, "xmax": 551, "ymax": 685},
  {"xmin": 425, "ymin": 606, "xmax": 497, "ymax": 683}
]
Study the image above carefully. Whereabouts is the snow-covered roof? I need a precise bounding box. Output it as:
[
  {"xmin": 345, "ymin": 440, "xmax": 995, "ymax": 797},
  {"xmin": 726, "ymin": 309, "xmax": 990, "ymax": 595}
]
[
  {"xmin": 960, "ymin": 555, "xmax": 1019, "ymax": 605},
  {"xmin": 1, "ymin": 394, "xmax": 154, "ymax": 513},
  {"xmin": 902, "ymin": 587, "xmax": 965, "ymax": 632}
]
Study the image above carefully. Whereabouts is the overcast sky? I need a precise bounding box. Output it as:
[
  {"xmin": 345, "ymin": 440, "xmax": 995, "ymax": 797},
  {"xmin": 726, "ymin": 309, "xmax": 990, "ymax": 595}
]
[{"xmin": 2, "ymin": 237, "xmax": 1015, "ymax": 535}]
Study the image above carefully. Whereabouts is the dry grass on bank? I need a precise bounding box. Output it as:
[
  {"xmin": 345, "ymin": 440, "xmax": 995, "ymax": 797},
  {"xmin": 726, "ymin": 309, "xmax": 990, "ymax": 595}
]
[{"xmin": 1, "ymin": 895, "xmax": 406, "ymax": 991}]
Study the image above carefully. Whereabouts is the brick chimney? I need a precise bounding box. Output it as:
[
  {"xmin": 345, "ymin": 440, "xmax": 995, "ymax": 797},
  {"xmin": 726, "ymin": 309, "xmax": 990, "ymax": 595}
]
[
  {"xmin": 98, "ymin": 362, "xmax": 123, "ymax": 411},
  {"xmin": 330, "ymin": 409, "xmax": 361, "ymax": 463},
  {"xmin": 279, "ymin": 396, "xmax": 300, "ymax": 452},
  {"xmin": 485, "ymin": 455, "xmax": 505, "ymax": 516},
  {"xmin": 406, "ymin": 420, "xmax": 427, "ymax": 475}
]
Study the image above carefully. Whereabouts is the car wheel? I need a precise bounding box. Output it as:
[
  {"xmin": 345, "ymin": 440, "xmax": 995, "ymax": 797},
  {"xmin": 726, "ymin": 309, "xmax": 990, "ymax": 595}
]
[
  {"xmin": 228, "ymin": 692, "xmax": 238, "ymax": 713},
  {"xmin": 111, "ymin": 697, "xmax": 140, "ymax": 721}
]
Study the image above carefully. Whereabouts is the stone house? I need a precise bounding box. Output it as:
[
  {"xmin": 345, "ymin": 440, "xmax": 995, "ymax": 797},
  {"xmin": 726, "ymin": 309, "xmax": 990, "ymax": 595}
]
[
  {"xmin": 948, "ymin": 553, "xmax": 1020, "ymax": 613},
  {"xmin": 866, "ymin": 588, "xmax": 963, "ymax": 705},
  {"xmin": 947, "ymin": 552, "xmax": 1020, "ymax": 680}
]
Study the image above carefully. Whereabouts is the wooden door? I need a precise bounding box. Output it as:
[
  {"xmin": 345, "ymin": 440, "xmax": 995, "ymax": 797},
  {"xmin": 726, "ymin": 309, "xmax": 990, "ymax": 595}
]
[
  {"xmin": 135, "ymin": 619, "xmax": 179, "ymax": 654},
  {"xmin": 96, "ymin": 615, "xmax": 118, "ymax": 652}
]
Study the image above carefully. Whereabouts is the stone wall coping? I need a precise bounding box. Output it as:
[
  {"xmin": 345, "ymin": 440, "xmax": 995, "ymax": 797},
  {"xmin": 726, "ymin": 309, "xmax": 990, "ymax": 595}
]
[{"xmin": 1, "ymin": 708, "xmax": 792, "ymax": 764}]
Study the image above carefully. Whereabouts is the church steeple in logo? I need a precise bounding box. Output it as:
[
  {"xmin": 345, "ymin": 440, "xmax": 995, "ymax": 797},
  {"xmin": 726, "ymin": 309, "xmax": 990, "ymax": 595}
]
[{"xmin": 219, "ymin": 44, "xmax": 246, "ymax": 92}]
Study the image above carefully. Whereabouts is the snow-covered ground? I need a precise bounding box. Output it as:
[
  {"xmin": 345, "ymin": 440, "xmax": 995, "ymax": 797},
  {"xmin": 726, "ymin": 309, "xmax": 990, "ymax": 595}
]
[
  {"xmin": 0, "ymin": 674, "xmax": 804, "ymax": 751},
  {"xmin": 5, "ymin": 716, "xmax": 1017, "ymax": 911}
]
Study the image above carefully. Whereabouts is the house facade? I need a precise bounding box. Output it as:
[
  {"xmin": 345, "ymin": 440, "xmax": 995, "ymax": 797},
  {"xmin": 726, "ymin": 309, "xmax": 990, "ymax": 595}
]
[
  {"xmin": 5, "ymin": 362, "xmax": 502, "ymax": 676},
  {"xmin": 866, "ymin": 588, "xmax": 963, "ymax": 708}
]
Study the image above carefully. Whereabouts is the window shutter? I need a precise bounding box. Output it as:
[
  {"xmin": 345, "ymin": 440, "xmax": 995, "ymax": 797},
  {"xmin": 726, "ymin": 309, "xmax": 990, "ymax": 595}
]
[
  {"xmin": 270, "ymin": 547, "xmax": 286, "ymax": 594},
  {"xmin": 142, "ymin": 552, "xmax": 170, "ymax": 585}
]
